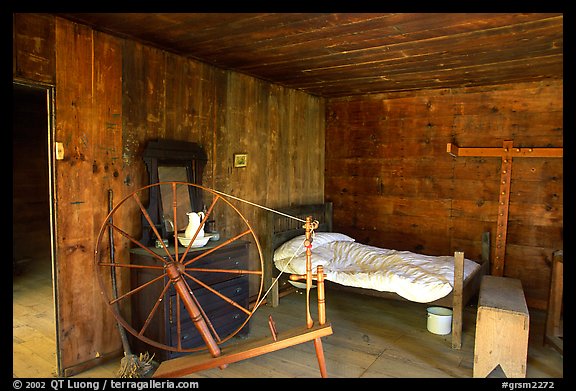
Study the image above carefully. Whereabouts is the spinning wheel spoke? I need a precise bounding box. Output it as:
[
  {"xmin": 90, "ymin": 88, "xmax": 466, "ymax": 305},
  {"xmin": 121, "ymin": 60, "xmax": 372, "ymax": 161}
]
[
  {"xmin": 107, "ymin": 221, "xmax": 170, "ymax": 265},
  {"xmin": 180, "ymin": 195, "xmax": 220, "ymax": 260},
  {"xmin": 108, "ymin": 273, "xmax": 167, "ymax": 306},
  {"xmin": 185, "ymin": 267, "xmax": 262, "ymax": 275},
  {"xmin": 169, "ymin": 182, "xmax": 181, "ymax": 262},
  {"xmin": 175, "ymin": 294, "xmax": 182, "ymax": 350},
  {"xmin": 138, "ymin": 280, "xmax": 172, "ymax": 337},
  {"xmin": 132, "ymin": 191, "xmax": 175, "ymax": 263},
  {"xmin": 182, "ymin": 271, "xmax": 252, "ymax": 315},
  {"xmin": 183, "ymin": 229, "xmax": 252, "ymax": 267},
  {"xmin": 98, "ymin": 262, "xmax": 165, "ymax": 271}
]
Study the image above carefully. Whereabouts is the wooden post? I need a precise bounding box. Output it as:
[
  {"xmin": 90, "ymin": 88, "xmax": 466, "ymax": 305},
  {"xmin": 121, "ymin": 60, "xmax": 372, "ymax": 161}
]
[
  {"xmin": 447, "ymin": 140, "xmax": 562, "ymax": 276},
  {"xmin": 495, "ymin": 140, "xmax": 513, "ymax": 276},
  {"xmin": 544, "ymin": 250, "xmax": 563, "ymax": 354},
  {"xmin": 451, "ymin": 252, "xmax": 464, "ymax": 349}
]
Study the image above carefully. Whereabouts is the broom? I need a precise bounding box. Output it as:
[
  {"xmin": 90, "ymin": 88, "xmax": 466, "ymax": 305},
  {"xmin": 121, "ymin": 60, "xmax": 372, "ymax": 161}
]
[{"xmin": 108, "ymin": 189, "xmax": 158, "ymax": 378}]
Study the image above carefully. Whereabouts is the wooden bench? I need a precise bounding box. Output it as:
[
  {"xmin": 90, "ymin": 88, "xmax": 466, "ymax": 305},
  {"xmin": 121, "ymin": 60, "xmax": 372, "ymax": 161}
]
[{"xmin": 473, "ymin": 275, "xmax": 529, "ymax": 378}]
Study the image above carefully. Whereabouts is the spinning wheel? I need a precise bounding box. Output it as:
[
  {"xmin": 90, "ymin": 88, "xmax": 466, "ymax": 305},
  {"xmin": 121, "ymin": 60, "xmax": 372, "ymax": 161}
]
[
  {"xmin": 95, "ymin": 182, "xmax": 332, "ymax": 377},
  {"xmin": 94, "ymin": 182, "xmax": 264, "ymax": 356}
]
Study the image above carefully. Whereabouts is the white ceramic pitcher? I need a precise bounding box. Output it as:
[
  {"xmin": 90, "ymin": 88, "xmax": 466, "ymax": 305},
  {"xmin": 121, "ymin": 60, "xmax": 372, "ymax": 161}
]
[{"xmin": 185, "ymin": 211, "xmax": 205, "ymax": 239}]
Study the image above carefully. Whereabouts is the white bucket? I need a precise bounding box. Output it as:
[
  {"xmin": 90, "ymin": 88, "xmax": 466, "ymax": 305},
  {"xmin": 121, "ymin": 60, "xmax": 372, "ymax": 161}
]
[{"xmin": 427, "ymin": 306, "xmax": 453, "ymax": 335}]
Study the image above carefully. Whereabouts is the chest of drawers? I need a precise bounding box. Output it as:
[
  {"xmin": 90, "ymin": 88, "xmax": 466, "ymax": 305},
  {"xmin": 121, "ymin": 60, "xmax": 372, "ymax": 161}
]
[{"xmin": 129, "ymin": 240, "xmax": 250, "ymax": 360}]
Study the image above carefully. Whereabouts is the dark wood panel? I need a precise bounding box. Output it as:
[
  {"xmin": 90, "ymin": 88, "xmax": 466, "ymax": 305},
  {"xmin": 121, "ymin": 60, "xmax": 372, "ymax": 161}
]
[
  {"xmin": 291, "ymin": 57, "xmax": 562, "ymax": 97},
  {"xmin": 506, "ymin": 222, "xmax": 563, "ymax": 249},
  {"xmin": 54, "ymin": 19, "xmax": 124, "ymax": 375},
  {"xmin": 13, "ymin": 13, "xmax": 55, "ymax": 84},
  {"xmin": 329, "ymin": 82, "xmax": 564, "ymax": 120},
  {"xmin": 122, "ymin": 40, "xmax": 167, "ymax": 162},
  {"xmin": 326, "ymin": 176, "xmax": 501, "ymax": 202},
  {"xmin": 504, "ymin": 244, "xmax": 559, "ymax": 309},
  {"xmin": 325, "ymin": 80, "xmax": 563, "ymax": 310},
  {"xmin": 335, "ymin": 217, "xmax": 452, "ymax": 256},
  {"xmin": 56, "ymin": 13, "xmax": 563, "ymax": 97},
  {"xmin": 249, "ymin": 14, "xmax": 560, "ymax": 65},
  {"xmin": 90, "ymin": 29, "xmax": 126, "ymax": 364},
  {"xmin": 262, "ymin": 18, "xmax": 562, "ymax": 82}
]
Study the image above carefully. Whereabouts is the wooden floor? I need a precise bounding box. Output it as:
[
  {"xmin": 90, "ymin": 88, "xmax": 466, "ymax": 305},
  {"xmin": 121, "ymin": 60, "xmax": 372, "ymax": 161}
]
[
  {"xmin": 13, "ymin": 256, "xmax": 563, "ymax": 379},
  {"xmin": 13, "ymin": 256, "xmax": 58, "ymax": 378}
]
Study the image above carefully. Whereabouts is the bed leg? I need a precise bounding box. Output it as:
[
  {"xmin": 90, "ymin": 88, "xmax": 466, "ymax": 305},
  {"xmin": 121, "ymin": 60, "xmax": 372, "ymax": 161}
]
[
  {"xmin": 452, "ymin": 251, "xmax": 464, "ymax": 349},
  {"xmin": 270, "ymin": 278, "xmax": 279, "ymax": 307}
]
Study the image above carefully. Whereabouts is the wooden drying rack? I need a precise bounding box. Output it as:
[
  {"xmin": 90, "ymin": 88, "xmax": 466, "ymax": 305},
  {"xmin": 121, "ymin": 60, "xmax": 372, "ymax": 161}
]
[{"xmin": 447, "ymin": 140, "xmax": 562, "ymax": 276}]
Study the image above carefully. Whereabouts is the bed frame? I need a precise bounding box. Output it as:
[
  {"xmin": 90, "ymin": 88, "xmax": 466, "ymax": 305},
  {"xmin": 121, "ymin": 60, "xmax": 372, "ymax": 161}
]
[{"xmin": 264, "ymin": 202, "xmax": 491, "ymax": 349}]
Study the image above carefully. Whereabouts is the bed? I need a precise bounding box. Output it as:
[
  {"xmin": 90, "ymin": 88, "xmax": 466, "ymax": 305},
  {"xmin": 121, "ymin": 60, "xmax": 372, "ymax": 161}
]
[{"xmin": 264, "ymin": 202, "xmax": 490, "ymax": 349}]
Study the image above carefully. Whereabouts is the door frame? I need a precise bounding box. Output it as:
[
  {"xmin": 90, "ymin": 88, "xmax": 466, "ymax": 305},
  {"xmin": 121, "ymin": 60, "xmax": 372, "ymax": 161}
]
[{"xmin": 13, "ymin": 79, "xmax": 62, "ymax": 376}]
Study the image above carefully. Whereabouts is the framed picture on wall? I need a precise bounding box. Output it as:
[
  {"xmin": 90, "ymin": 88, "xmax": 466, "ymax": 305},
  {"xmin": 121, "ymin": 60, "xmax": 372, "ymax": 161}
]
[{"xmin": 233, "ymin": 153, "xmax": 248, "ymax": 168}]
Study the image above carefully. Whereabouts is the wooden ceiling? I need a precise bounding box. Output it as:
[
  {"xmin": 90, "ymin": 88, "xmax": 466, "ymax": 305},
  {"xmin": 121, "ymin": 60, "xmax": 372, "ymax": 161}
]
[{"xmin": 57, "ymin": 13, "xmax": 563, "ymax": 98}]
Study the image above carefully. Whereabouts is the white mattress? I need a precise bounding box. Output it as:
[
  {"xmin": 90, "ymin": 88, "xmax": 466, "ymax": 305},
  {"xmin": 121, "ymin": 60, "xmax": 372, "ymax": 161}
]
[{"xmin": 274, "ymin": 232, "xmax": 481, "ymax": 303}]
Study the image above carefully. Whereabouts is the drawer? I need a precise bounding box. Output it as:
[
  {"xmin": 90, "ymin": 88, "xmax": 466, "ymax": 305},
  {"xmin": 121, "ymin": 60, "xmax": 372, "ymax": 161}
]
[
  {"xmin": 186, "ymin": 245, "xmax": 248, "ymax": 267},
  {"xmin": 168, "ymin": 277, "xmax": 249, "ymax": 325},
  {"xmin": 178, "ymin": 247, "xmax": 249, "ymax": 290},
  {"xmin": 169, "ymin": 306, "xmax": 249, "ymax": 352},
  {"xmin": 168, "ymin": 277, "xmax": 249, "ymax": 351},
  {"xmin": 130, "ymin": 241, "xmax": 250, "ymax": 270}
]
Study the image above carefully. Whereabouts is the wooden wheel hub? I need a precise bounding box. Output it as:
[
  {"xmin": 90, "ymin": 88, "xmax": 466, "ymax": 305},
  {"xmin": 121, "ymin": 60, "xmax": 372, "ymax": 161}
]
[{"xmin": 165, "ymin": 261, "xmax": 186, "ymax": 280}]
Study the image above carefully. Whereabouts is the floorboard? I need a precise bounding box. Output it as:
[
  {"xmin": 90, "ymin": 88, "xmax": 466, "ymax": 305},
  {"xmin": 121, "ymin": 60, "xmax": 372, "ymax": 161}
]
[{"xmin": 13, "ymin": 258, "xmax": 563, "ymax": 379}]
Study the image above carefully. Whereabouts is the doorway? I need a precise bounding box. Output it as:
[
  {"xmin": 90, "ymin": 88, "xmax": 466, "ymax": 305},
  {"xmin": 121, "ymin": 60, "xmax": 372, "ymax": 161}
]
[{"xmin": 13, "ymin": 82, "xmax": 59, "ymax": 377}]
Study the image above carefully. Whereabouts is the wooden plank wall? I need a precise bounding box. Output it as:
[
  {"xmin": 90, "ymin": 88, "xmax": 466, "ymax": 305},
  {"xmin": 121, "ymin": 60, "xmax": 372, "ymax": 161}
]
[
  {"xmin": 13, "ymin": 14, "xmax": 324, "ymax": 375},
  {"xmin": 325, "ymin": 80, "xmax": 563, "ymax": 310},
  {"xmin": 53, "ymin": 20, "xmax": 125, "ymax": 376}
]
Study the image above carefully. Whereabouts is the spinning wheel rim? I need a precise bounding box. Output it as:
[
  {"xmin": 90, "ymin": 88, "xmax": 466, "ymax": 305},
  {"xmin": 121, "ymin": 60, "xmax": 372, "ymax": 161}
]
[{"xmin": 94, "ymin": 182, "xmax": 264, "ymax": 353}]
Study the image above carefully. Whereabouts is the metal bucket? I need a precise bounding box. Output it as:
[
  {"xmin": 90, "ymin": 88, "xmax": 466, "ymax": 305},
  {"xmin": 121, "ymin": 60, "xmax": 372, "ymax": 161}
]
[{"xmin": 427, "ymin": 306, "xmax": 452, "ymax": 335}]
